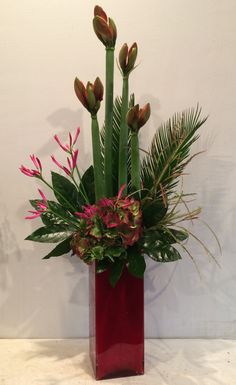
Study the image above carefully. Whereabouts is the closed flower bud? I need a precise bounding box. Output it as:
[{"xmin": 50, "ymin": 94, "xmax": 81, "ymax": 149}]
[
  {"xmin": 126, "ymin": 104, "xmax": 140, "ymax": 131},
  {"xmin": 94, "ymin": 5, "xmax": 107, "ymax": 21},
  {"xmin": 93, "ymin": 6, "xmax": 117, "ymax": 48},
  {"xmin": 93, "ymin": 77, "xmax": 104, "ymax": 101},
  {"xmin": 119, "ymin": 43, "xmax": 128, "ymax": 73},
  {"xmin": 87, "ymin": 82, "xmax": 96, "ymax": 110},
  {"xmin": 138, "ymin": 103, "xmax": 151, "ymax": 128},
  {"xmin": 74, "ymin": 78, "xmax": 88, "ymax": 110},
  {"xmin": 74, "ymin": 77, "xmax": 104, "ymax": 115},
  {"xmin": 118, "ymin": 42, "xmax": 138, "ymax": 76},
  {"xmin": 127, "ymin": 103, "xmax": 151, "ymax": 132}
]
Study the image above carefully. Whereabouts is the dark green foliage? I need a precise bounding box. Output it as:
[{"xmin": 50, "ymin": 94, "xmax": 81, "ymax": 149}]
[
  {"xmin": 25, "ymin": 225, "xmax": 74, "ymax": 243},
  {"xmin": 43, "ymin": 237, "xmax": 72, "ymax": 259},
  {"xmin": 51, "ymin": 172, "xmax": 83, "ymax": 211}
]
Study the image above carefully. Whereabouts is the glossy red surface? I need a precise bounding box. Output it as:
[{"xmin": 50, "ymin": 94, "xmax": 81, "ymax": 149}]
[{"xmin": 89, "ymin": 262, "xmax": 144, "ymax": 380}]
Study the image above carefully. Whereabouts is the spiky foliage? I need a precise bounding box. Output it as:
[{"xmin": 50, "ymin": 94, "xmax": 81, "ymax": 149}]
[
  {"xmin": 141, "ymin": 106, "xmax": 207, "ymax": 201},
  {"xmin": 101, "ymin": 96, "xmax": 132, "ymax": 195}
]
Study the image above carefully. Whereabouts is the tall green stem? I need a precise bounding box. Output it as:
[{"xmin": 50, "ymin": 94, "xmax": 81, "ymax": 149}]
[
  {"xmin": 118, "ymin": 76, "xmax": 129, "ymax": 194},
  {"xmin": 91, "ymin": 115, "xmax": 104, "ymax": 201},
  {"xmin": 104, "ymin": 47, "xmax": 114, "ymax": 197},
  {"xmin": 131, "ymin": 132, "xmax": 141, "ymax": 196}
]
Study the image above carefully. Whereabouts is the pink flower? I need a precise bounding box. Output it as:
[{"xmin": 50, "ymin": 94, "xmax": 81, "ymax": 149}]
[
  {"xmin": 51, "ymin": 155, "xmax": 71, "ymax": 176},
  {"xmin": 20, "ymin": 155, "xmax": 42, "ymax": 178},
  {"xmin": 54, "ymin": 128, "xmax": 81, "ymax": 153},
  {"xmin": 25, "ymin": 189, "xmax": 47, "ymax": 219}
]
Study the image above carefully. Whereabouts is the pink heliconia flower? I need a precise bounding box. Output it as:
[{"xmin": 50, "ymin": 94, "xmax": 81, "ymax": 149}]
[
  {"xmin": 117, "ymin": 184, "xmax": 126, "ymax": 200},
  {"xmin": 51, "ymin": 155, "xmax": 71, "ymax": 176},
  {"xmin": 25, "ymin": 189, "xmax": 47, "ymax": 219},
  {"xmin": 54, "ymin": 127, "xmax": 80, "ymax": 153},
  {"xmin": 20, "ymin": 165, "xmax": 40, "ymax": 177},
  {"xmin": 30, "ymin": 154, "xmax": 42, "ymax": 171},
  {"xmin": 20, "ymin": 154, "xmax": 42, "ymax": 178},
  {"xmin": 73, "ymin": 127, "xmax": 80, "ymax": 145},
  {"xmin": 72, "ymin": 149, "xmax": 79, "ymax": 169}
]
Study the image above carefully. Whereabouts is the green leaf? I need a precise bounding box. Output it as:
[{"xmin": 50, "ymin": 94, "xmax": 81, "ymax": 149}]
[
  {"xmin": 127, "ymin": 252, "xmax": 146, "ymax": 278},
  {"xmin": 80, "ymin": 166, "xmax": 95, "ymax": 204},
  {"xmin": 141, "ymin": 106, "xmax": 207, "ymax": 200},
  {"xmin": 147, "ymin": 243, "xmax": 182, "ymax": 263},
  {"xmin": 51, "ymin": 172, "xmax": 82, "ymax": 211},
  {"xmin": 47, "ymin": 201, "xmax": 79, "ymax": 229},
  {"xmin": 142, "ymin": 200, "xmax": 168, "ymax": 228},
  {"xmin": 105, "ymin": 246, "xmax": 126, "ymax": 258},
  {"xmin": 109, "ymin": 260, "xmax": 125, "ymax": 287},
  {"xmin": 96, "ymin": 259, "xmax": 111, "ymax": 273},
  {"xmin": 167, "ymin": 228, "xmax": 189, "ymax": 242},
  {"xmin": 43, "ymin": 237, "xmax": 72, "ymax": 259},
  {"xmin": 25, "ymin": 225, "xmax": 74, "ymax": 243}
]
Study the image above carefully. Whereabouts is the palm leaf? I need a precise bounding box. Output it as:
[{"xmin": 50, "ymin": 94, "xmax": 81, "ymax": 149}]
[
  {"xmin": 101, "ymin": 96, "xmax": 132, "ymax": 195},
  {"xmin": 141, "ymin": 106, "xmax": 207, "ymax": 200}
]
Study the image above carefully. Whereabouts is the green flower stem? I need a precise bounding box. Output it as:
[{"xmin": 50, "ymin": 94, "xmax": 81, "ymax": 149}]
[
  {"xmin": 74, "ymin": 166, "xmax": 90, "ymax": 203},
  {"xmin": 41, "ymin": 178, "xmax": 77, "ymax": 212},
  {"xmin": 104, "ymin": 47, "xmax": 115, "ymax": 197},
  {"xmin": 91, "ymin": 115, "xmax": 104, "ymax": 201},
  {"xmin": 118, "ymin": 76, "xmax": 129, "ymax": 194},
  {"xmin": 131, "ymin": 132, "xmax": 141, "ymax": 196}
]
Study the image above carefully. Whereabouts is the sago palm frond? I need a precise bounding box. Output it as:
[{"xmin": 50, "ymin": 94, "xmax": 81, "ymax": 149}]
[
  {"xmin": 141, "ymin": 106, "xmax": 207, "ymax": 201},
  {"xmin": 101, "ymin": 96, "xmax": 132, "ymax": 195}
]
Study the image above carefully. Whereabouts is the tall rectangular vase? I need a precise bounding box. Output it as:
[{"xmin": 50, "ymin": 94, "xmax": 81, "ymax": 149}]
[{"xmin": 89, "ymin": 262, "xmax": 144, "ymax": 380}]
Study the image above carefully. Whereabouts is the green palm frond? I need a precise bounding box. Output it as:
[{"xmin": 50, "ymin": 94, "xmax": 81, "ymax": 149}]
[
  {"xmin": 141, "ymin": 106, "xmax": 207, "ymax": 200},
  {"xmin": 101, "ymin": 96, "xmax": 132, "ymax": 195}
]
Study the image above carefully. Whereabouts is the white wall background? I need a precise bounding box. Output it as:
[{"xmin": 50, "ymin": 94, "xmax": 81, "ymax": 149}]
[{"xmin": 0, "ymin": 0, "xmax": 236, "ymax": 338}]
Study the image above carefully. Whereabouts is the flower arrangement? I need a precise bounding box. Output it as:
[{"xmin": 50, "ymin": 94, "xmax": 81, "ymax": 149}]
[{"xmin": 20, "ymin": 5, "xmax": 218, "ymax": 286}]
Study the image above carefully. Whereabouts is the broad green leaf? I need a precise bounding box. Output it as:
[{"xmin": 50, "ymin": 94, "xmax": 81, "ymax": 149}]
[
  {"xmin": 80, "ymin": 166, "xmax": 95, "ymax": 204},
  {"xmin": 105, "ymin": 247, "xmax": 126, "ymax": 258},
  {"xmin": 96, "ymin": 259, "xmax": 111, "ymax": 273},
  {"xmin": 47, "ymin": 201, "xmax": 79, "ymax": 229},
  {"xmin": 51, "ymin": 172, "xmax": 82, "ymax": 212},
  {"xmin": 43, "ymin": 237, "xmax": 72, "ymax": 259},
  {"xmin": 167, "ymin": 228, "xmax": 189, "ymax": 242},
  {"xmin": 127, "ymin": 251, "xmax": 146, "ymax": 278},
  {"xmin": 142, "ymin": 200, "xmax": 168, "ymax": 228},
  {"xmin": 109, "ymin": 260, "xmax": 125, "ymax": 287},
  {"xmin": 25, "ymin": 225, "xmax": 74, "ymax": 243},
  {"xmin": 147, "ymin": 243, "xmax": 182, "ymax": 263}
]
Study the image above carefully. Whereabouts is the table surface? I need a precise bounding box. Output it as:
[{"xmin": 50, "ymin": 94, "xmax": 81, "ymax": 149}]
[{"xmin": 0, "ymin": 339, "xmax": 235, "ymax": 385}]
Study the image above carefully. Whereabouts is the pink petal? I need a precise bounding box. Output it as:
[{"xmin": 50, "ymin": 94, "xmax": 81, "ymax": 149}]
[
  {"xmin": 54, "ymin": 135, "xmax": 69, "ymax": 152},
  {"xmin": 72, "ymin": 149, "xmax": 78, "ymax": 169},
  {"xmin": 117, "ymin": 184, "xmax": 126, "ymax": 199},
  {"xmin": 73, "ymin": 127, "xmax": 80, "ymax": 145},
  {"xmin": 38, "ymin": 189, "xmax": 47, "ymax": 203},
  {"xmin": 51, "ymin": 155, "xmax": 63, "ymax": 170}
]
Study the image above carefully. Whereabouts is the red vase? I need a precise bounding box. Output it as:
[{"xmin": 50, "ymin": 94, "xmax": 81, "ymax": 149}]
[{"xmin": 89, "ymin": 262, "xmax": 144, "ymax": 380}]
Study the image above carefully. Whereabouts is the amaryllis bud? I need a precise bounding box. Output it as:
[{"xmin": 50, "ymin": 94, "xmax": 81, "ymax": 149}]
[
  {"xmin": 138, "ymin": 103, "xmax": 151, "ymax": 128},
  {"xmin": 94, "ymin": 5, "xmax": 107, "ymax": 21},
  {"xmin": 119, "ymin": 43, "xmax": 137, "ymax": 76},
  {"xmin": 93, "ymin": 6, "xmax": 117, "ymax": 48},
  {"xmin": 74, "ymin": 77, "xmax": 103, "ymax": 115},
  {"xmin": 74, "ymin": 78, "xmax": 89, "ymax": 110},
  {"xmin": 126, "ymin": 43, "xmax": 138, "ymax": 73},
  {"xmin": 87, "ymin": 82, "xmax": 96, "ymax": 110},
  {"xmin": 93, "ymin": 77, "xmax": 104, "ymax": 101},
  {"xmin": 127, "ymin": 103, "xmax": 151, "ymax": 132},
  {"xmin": 119, "ymin": 43, "xmax": 128, "ymax": 73},
  {"xmin": 126, "ymin": 104, "xmax": 140, "ymax": 131}
]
